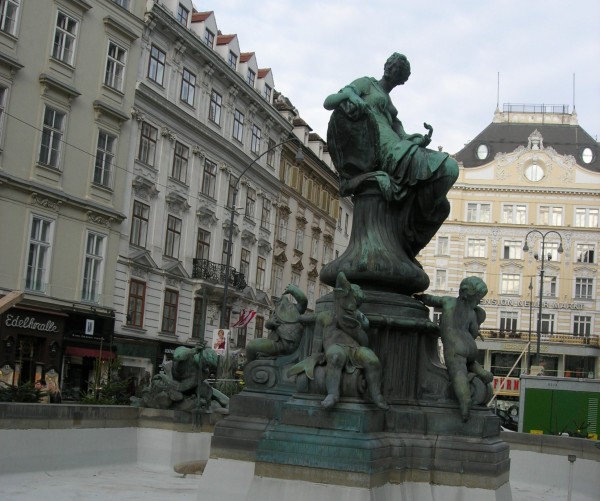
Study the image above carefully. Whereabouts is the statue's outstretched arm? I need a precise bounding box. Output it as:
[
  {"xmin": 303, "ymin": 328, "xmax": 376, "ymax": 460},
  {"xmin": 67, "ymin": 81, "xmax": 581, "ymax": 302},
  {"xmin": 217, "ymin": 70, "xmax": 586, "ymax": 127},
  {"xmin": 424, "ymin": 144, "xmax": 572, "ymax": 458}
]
[{"xmin": 284, "ymin": 284, "xmax": 308, "ymax": 314}]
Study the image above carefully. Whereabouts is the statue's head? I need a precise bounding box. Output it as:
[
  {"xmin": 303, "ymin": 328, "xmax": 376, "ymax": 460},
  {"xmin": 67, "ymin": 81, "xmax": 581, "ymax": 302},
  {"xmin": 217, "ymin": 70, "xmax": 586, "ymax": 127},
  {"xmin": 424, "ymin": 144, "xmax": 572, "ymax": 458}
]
[
  {"xmin": 334, "ymin": 272, "xmax": 364, "ymax": 312},
  {"xmin": 459, "ymin": 276, "xmax": 488, "ymax": 301},
  {"xmin": 384, "ymin": 53, "xmax": 411, "ymax": 85},
  {"xmin": 273, "ymin": 295, "xmax": 300, "ymax": 323}
]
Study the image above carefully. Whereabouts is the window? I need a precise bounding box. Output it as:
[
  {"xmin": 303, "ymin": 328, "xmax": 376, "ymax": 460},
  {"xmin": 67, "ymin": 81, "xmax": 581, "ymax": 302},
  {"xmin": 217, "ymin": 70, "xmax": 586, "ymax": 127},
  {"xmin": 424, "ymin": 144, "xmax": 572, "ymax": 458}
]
[
  {"xmin": 575, "ymin": 278, "xmax": 593, "ymax": 300},
  {"xmin": 539, "ymin": 205, "xmax": 563, "ymax": 226},
  {"xmin": 82, "ymin": 232, "xmax": 105, "ymax": 302},
  {"xmin": 148, "ymin": 45, "xmax": 165, "ymax": 85},
  {"xmin": 209, "ymin": 90, "xmax": 222, "ymax": 125},
  {"xmin": 104, "ymin": 41, "xmax": 126, "ymax": 91},
  {"xmin": 94, "ymin": 131, "xmax": 116, "ymax": 188},
  {"xmin": 543, "ymin": 241, "xmax": 562, "ymax": 262},
  {"xmin": 272, "ymin": 264, "xmax": 283, "ymax": 296},
  {"xmin": 277, "ymin": 217, "xmax": 288, "ymax": 243},
  {"xmin": 256, "ymin": 256, "xmax": 266, "ymax": 290},
  {"xmin": 232, "ymin": 109, "xmax": 244, "ymax": 142},
  {"xmin": 165, "ymin": 215, "xmax": 182, "ymax": 258},
  {"xmin": 246, "ymin": 69, "xmax": 255, "ymax": 87},
  {"xmin": 227, "ymin": 51, "xmax": 237, "ymax": 69},
  {"xmin": 575, "ymin": 207, "xmax": 599, "ymax": 228},
  {"xmin": 266, "ymin": 138, "xmax": 276, "ymax": 167},
  {"xmin": 502, "ymin": 204, "xmax": 527, "ymax": 224},
  {"xmin": 576, "ymin": 243, "xmax": 595, "ymax": 263},
  {"xmin": 540, "ymin": 313, "xmax": 555, "ymax": 336},
  {"xmin": 432, "ymin": 307, "xmax": 443, "ymax": 325},
  {"xmin": 466, "ymin": 202, "xmax": 491, "ymax": 223},
  {"xmin": 307, "ymin": 280, "xmax": 315, "ymax": 309},
  {"xmin": 176, "ymin": 3, "xmax": 189, "ymax": 25},
  {"xmin": 127, "ymin": 280, "xmax": 145, "ymax": 328},
  {"xmin": 25, "ymin": 216, "xmax": 53, "ymax": 292},
  {"xmin": 239, "ymin": 248, "xmax": 250, "ymax": 279},
  {"xmin": 503, "ymin": 240, "xmax": 522, "ymax": 260},
  {"xmin": 221, "ymin": 239, "xmax": 232, "ymax": 265},
  {"xmin": 295, "ymin": 228, "xmax": 304, "ymax": 250},
  {"xmin": 196, "ymin": 228, "xmax": 210, "ymax": 260},
  {"xmin": 500, "ymin": 273, "xmax": 520, "ymax": 295},
  {"xmin": 263, "ymin": 84, "xmax": 272, "ymax": 101},
  {"xmin": 255, "ymin": 316, "xmax": 264, "ymax": 339},
  {"xmin": 130, "ymin": 201, "xmax": 149, "ymax": 247},
  {"xmin": 204, "ymin": 29, "xmax": 214, "ymax": 48},
  {"xmin": 0, "ymin": 86, "xmax": 5, "ymax": 137},
  {"xmin": 434, "ymin": 269, "xmax": 446, "ymax": 290},
  {"xmin": 436, "ymin": 236, "xmax": 449, "ymax": 255},
  {"xmin": 39, "ymin": 107, "xmax": 65, "ymax": 169},
  {"xmin": 112, "ymin": 0, "xmax": 129, "ymax": 8},
  {"xmin": 171, "ymin": 141, "xmax": 189, "ymax": 183},
  {"xmin": 191, "ymin": 296, "xmax": 206, "ymax": 339},
  {"xmin": 260, "ymin": 199, "xmax": 271, "ymax": 229},
  {"xmin": 180, "ymin": 68, "xmax": 195, "ymax": 106},
  {"xmin": 52, "ymin": 11, "xmax": 78, "ymax": 65},
  {"xmin": 138, "ymin": 122, "xmax": 157, "ymax": 166},
  {"xmin": 250, "ymin": 124, "xmax": 261, "ymax": 154},
  {"xmin": 201, "ymin": 159, "xmax": 217, "ymax": 197},
  {"xmin": 291, "ymin": 272, "xmax": 301, "ymax": 287},
  {"xmin": 573, "ymin": 315, "xmax": 591, "ymax": 337},
  {"xmin": 245, "ymin": 188, "xmax": 255, "ymax": 218},
  {"xmin": 0, "ymin": 0, "xmax": 19, "ymax": 35},
  {"xmin": 311, "ymin": 237, "xmax": 319, "ymax": 260},
  {"xmin": 226, "ymin": 177, "xmax": 236, "ymax": 209},
  {"xmin": 499, "ymin": 311, "xmax": 518, "ymax": 334},
  {"xmin": 466, "ymin": 238, "xmax": 486, "ymax": 258},
  {"xmin": 344, "ymin": 213, "xmax": 349, "ymax": 235},
  {"xmin": 323, "ymin": 242, "xmax": 333, "ymax": 264},
  {"xmin": 543, "ymin": 275, "xmax": 557, "ymax": 298},
  {"xmin": 161, "ymin": 290, "xmax": 178, "ymax": 334}
]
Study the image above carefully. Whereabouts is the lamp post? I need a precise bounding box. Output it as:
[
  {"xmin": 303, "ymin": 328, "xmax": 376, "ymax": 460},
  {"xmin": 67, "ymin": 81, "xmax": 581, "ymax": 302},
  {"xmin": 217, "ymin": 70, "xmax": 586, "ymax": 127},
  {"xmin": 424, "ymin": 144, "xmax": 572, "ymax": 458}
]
[
  {"xmin": 219, "ymin": 137, "xmax": 304, "ymax": 329},
  {"xmin": 527, "ymin": 277, "xmax": 533, "ymax": 373},
  {"xmin": 522, "ymin": 230, "xmax": 564, "ymax": 365}
]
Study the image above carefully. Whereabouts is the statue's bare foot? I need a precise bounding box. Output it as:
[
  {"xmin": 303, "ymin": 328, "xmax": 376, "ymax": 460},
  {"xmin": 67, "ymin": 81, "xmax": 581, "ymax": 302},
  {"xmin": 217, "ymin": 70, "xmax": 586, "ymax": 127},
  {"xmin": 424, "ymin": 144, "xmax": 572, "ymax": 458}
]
[
  {"xmin": 373, "ymin": 395, "xmax": 389, "ymax": 410},
  {"xmin": 321, "ymin": 394, "xmax": 339, "ymax": 409}
]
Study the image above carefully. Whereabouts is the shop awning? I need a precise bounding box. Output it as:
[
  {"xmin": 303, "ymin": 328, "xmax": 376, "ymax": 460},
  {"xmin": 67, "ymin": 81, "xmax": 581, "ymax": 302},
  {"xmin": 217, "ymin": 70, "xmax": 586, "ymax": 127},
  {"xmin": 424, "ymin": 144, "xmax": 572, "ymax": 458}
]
[{"xmin": 65, "ymin": 346, "xmax": 116, "ymax": 360}]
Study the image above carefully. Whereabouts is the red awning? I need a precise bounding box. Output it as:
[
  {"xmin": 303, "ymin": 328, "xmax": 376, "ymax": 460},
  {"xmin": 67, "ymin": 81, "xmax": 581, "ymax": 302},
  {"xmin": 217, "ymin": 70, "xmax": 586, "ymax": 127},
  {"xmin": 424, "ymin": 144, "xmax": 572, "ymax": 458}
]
[{"xmin": 65, "ymin": 346, "xmax": 116, "ymax": 360}]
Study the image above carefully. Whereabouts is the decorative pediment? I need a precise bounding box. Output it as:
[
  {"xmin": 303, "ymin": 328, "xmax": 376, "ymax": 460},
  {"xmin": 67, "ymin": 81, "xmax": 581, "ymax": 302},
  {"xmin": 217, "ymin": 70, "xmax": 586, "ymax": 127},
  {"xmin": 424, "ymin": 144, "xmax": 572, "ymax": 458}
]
[
  {"xmin": 258, "ymin": 238, "xmax": 272, "ymax": 255},
  {"xmin": 93, "ymin": 100, "xmax": 130, "ymax": 126},
  {"xmin": 296, "ymin": 213, "xmax": 308, "ymax": 226},
  {"xmin": 274, "ymin": 248, "xmax": 288, "ymax": 264},
  {"xmin": 197, "ymin": 205, "xmax": 218, "ymax": 227},
  {"xmin": 39, "ymin": 73, "xmax": 81, "ymax": 102},
  {"xmin": 291, "ymin": 257, "xmax": 304, "ymax": 272},
  {"xmin": 164, "ymin": 259, "xmax": 189, "ymax": 279},
  {"xmin": 86, "ymin": 210, "xmax": 114, "ymax": 228},
  {"xmin": 241, "ymin": 229, "xmax": 257, "ymax": 246},
  {"xmin": 161, "ymin": 127, "xmax": 176, "ymax": 142},
  {"xmin": 277, "ymin": 203, "xmax": 291, "ymax": 216},
  {"xmin": 311, "ymin": 224, "xmax": 322, "ymax": 235},
  {"xmin": 323, "ymin": 232, "xmax": 334, "ymax": 243},
  {"xmin": 129, "ymin": 248, "xmax": 158, "ymax": 269},
  {"xmin": 132, "ymin": 175, "xmax": 159, "ymax": 200},
  {"xmin": 222, "ymin": 219, "xmax": 239, "ymax": 236},
  {"xmin": 31, "ymin": 193, "xmax": 62, "ymax": 212},
  {"xmin": 166, "ymin": 191, "xmax": 191, "ymax": 214},
  {"xmin": 308, "ymin": 266, "xmax": 319, "ymax": 279},
  {"xmin": 527, "ymin": 130, "xmax": 544, "ymax": 150}
]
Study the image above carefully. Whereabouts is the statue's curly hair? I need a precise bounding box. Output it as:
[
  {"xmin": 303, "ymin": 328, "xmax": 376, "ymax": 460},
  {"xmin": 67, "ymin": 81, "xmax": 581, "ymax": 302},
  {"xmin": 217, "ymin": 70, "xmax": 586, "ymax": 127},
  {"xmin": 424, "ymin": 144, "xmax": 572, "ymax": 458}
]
[
  {"xmin": 459, "ymin": 276, "xmax": 488, "ymax": 299},
  {"xmin": 384, "ymin": 53, "xmax": 411, "ymax": 82}
]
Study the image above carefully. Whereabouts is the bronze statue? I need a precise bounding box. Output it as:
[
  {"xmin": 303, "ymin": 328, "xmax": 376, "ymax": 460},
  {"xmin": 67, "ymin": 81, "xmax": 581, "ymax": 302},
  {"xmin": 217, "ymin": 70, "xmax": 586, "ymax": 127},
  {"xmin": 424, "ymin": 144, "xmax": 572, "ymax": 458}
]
[
  {"xmin": 416, "ymin": 277, "xmax": 493, "ymax": 421},
  {"xmin": 246, "ymin": 284, "xmax": 308, "ymax": 363},
  {"xmin": 321, "ymin": 53, "xmax": 459, "ymax": 294},
  {"xmin": 290, "ymin": 272, "xmax": 387, "ymax": 410}
]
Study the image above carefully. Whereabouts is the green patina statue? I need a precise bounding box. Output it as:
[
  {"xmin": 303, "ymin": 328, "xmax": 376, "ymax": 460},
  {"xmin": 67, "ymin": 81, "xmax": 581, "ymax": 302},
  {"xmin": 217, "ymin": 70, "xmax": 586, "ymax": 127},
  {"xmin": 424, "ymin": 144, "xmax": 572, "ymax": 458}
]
[
  {"xmin": 416, "ymin": 277, "xmax": 493, "ymax": 421},
  {"xmin": 321, "ymin": 53, "xmax": 459, "ymax": 293},
  {"xmin": 246, "ymin": 284, "xmax": 308, "ymax": 363},
  {"xmin": 289, "ymin": 272, "xmax": 387, "ymax": 410}
]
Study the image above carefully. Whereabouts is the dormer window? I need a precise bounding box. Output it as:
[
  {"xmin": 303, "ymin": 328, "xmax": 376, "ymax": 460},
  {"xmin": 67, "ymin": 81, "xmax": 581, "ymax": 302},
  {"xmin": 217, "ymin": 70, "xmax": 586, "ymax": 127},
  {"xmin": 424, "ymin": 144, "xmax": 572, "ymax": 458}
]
[
  {"xmin": 176, "ymin": 3, "xmax": 189, "ymax": 26},
  {"xmin": 246, "ymin": 69, "xmax": 255, "ymax": 87},
  {"xmin": 204, "ymin": 29, "xmax": 214, "ymax": 48},
  {"xmin": 227, "ymin": 51, "xmax": 237, "ymax": 70},
  {"xmin": 263, "ymin": 84, "xmax": 272, "ymax": 101}
]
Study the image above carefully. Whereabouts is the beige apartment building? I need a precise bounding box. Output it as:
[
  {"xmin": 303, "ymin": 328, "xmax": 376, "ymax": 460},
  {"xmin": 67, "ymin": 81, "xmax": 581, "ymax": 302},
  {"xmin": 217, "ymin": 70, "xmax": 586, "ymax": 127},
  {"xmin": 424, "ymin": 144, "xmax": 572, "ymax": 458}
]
[
  {"xmin": 419, "ymin": 104, "xmax": 600, "ymax": 398},
  {"xmin": 0, "ymin": 0, "xmax": 145, "ymax": 395}
]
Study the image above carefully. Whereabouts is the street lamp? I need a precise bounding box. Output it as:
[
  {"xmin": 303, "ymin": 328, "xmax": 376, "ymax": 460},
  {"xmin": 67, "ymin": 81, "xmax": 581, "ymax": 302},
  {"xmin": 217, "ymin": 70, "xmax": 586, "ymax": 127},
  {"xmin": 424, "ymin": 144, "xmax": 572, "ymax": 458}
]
[
  {"xmin": 522, "ymin": 229, "xmax": 564, "ymax": 365},
  {"xmin": 527, "ymin": 277, "xmax": 533, "ymax": 373},
  {"xmin": 219, "ymin": 136, "xmax": 304, "ymax": 329}
]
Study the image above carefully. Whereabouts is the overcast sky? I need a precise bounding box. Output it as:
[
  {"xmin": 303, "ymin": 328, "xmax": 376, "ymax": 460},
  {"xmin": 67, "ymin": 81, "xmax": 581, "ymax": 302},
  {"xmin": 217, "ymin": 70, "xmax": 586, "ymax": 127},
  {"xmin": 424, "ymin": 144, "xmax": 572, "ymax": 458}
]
[{"xmin": 192, "ymin": 0, "xmax": 600, "ymax": 155}]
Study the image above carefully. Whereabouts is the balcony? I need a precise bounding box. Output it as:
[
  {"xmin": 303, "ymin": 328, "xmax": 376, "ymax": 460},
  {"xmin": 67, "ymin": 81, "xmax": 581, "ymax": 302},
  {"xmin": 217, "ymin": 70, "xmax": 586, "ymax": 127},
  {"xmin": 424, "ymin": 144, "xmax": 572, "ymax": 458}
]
[
  {"xmin": 192, "ymin": 259, "xmax": 247, "ymax": 290},
  {"xmin": 480, "ymin": 329, "xmax": 599, "ymax": 347}
]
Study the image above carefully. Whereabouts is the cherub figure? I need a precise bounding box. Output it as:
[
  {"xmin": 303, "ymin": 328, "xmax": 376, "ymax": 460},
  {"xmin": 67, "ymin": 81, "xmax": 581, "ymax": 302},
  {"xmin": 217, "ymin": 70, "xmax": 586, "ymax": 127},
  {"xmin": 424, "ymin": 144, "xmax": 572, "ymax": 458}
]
[
  {"xmin": 246, "ymin": 284, "xmax": 308, "ymax": 363},
  {"xmin": 416, "ymin": 276, "xmax": 493, "ymax": 421},
  {"xmin": 291, "ymin": 272, "xmax": 387, "ymax": 410}
]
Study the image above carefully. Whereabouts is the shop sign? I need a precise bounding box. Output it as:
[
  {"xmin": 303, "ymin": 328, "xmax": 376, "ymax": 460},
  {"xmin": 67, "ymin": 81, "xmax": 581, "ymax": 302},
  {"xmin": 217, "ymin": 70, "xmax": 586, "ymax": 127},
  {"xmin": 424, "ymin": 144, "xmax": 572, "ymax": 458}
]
[
  {"xmin": 4, "ymin": 313, "xmax": 59, "ymax": 333},
  {"xmin": 493, "ymin": 376, "xmax": 520, "ymax": 396},
  {"xmin": 481, "ymin": 298, "xmax": 584, "ymax": 310}
]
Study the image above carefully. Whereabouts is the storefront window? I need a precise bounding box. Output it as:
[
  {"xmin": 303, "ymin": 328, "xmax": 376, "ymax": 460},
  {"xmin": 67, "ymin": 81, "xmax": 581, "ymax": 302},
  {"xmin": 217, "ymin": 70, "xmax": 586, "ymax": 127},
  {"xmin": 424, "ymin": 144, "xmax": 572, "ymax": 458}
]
[{"xmin": 564, "ymin": 356, "xmax": 595, "ymax": 378}]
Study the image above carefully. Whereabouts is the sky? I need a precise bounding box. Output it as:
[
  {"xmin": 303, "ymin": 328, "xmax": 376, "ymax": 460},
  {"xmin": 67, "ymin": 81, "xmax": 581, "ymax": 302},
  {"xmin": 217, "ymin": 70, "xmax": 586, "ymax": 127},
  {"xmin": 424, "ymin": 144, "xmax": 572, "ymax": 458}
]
[{"xmin": 191, "ymin": 0, "xmax": 600, "ymax": 155}]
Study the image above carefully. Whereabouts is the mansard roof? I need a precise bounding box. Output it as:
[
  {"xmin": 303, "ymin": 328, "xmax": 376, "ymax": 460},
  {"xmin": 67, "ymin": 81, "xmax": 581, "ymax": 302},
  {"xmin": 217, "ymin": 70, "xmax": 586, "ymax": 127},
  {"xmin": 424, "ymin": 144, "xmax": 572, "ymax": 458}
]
[{"xmin": 455, "ymin": 107, "xmax": 599, "ymax": 172}]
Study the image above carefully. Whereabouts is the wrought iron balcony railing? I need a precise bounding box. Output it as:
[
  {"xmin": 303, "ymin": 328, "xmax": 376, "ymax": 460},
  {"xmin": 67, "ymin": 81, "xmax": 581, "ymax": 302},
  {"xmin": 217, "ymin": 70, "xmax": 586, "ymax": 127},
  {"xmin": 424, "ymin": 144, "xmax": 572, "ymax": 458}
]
[
  {"xmin": 479, "ymin": 328, "xmax": 599, "ymax": 347},
  {"xmin": 192, "ymin": 258, "xmax": 247, "ymax": 290}
]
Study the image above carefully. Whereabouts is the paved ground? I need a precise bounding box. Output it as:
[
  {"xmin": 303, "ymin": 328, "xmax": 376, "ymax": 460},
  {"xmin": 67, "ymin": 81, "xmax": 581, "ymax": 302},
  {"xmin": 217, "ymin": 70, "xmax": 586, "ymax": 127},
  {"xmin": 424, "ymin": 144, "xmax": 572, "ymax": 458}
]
[{"xmin": 0, "ymin": 465, "xmax": 584, "ymax": 501}]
